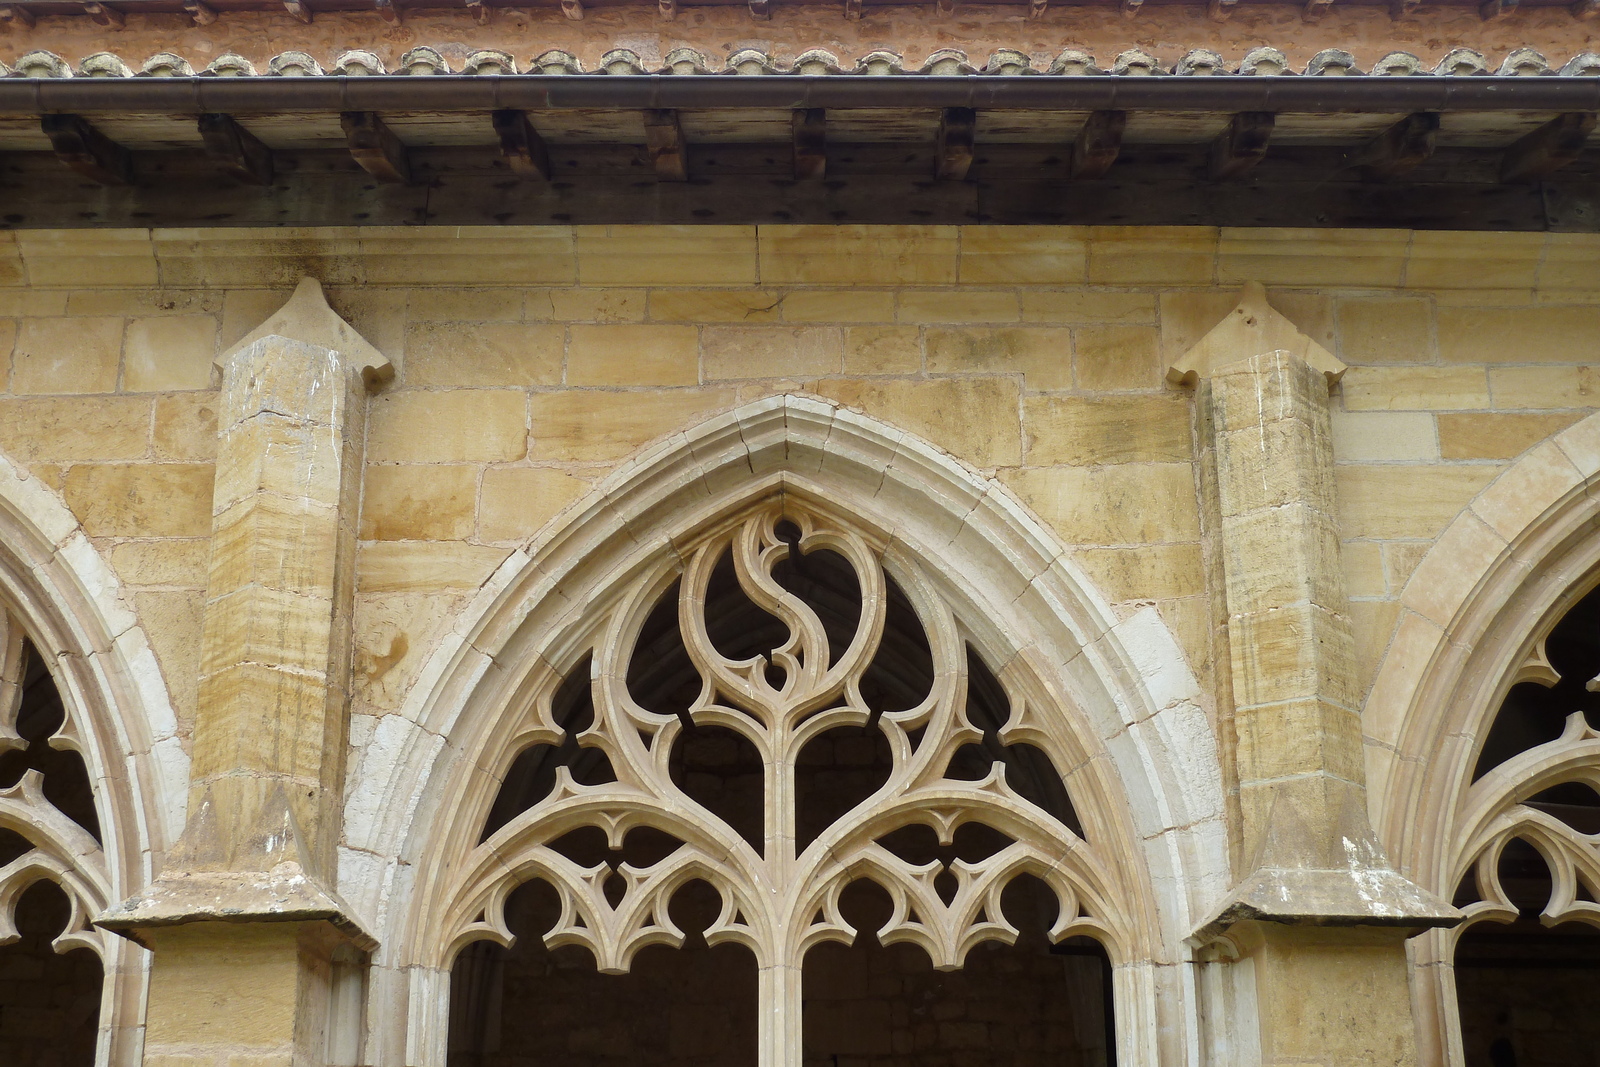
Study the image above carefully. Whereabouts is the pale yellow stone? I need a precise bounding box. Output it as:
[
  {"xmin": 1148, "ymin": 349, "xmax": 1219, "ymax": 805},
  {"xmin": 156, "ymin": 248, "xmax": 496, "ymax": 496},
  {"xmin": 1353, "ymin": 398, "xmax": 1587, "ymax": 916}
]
[
  {"xmin": 544, "ymin": 288, "xmax": 647, "ymax": 323},
  {"xmin": 1402, "ymin": 511, "xmax": 1507, "ymax": 627},
  {"xmin": 13, "ymin": 317, "xmax": 123, "ymax": 394},
  {"xmin": 1340, "ymin": 367, "xmax": 1490, "ymax": 411},
  {"xmin": 649, "ymin": 290, "xmax": 783, "ymax": 323},
  {"xmin": 759, "ymin": 226, "xmax": 958, "ymax": 285},
  {"xmin": 1074, "ymin": 325, "xmax": 1161, "ymax": 391},
  {"xmin": 782, "ymin": 290, "xmax": 897, "ymax": 323},
  {"xmin": 1072, "ymin": 543, "xmax": 1204, "ymax": 601},
  {"xmin": 403, "ymin": 322, "xmax": 563, "ymax": 388},
  {"xmin": 816, "ymin": 378, "xmax": 1023, "ymax": 468},
  {"xmin": 1329, "ymin": 411, "xmax": 1437, "ymax": 462},
  {"xmin": 1488, "ymin": 366, "xmax": 1600, "ymax": 410},
  {"xmin": 1470, "ymin": 439, "xmax": 1584, "ymax": 541},
  {"xmin": 64, "ymin": 463, "xmax": 214, "ymax": 537},
  {"xmin": 567, "ymin": 325, "xmax": 699, "ymax": 387},
  {"xmin": 896, "ymin": 291, "xmax": 1019, "ymax": 324},
  {"xmin": 479, "ymin": 467, "xmax": 592, "ymax": 541},
  {"xmin": 1382, "ymin": 541, "xmax": 1429, "ymax": 594},
  {"xmin": 368, "ymin": 391, "xmax": 527, "ymax": 464},
  {"xmin": 925, "ymin": 328, "xmax": 1072, "ymax": 389},
  {"xmin": 577, "ymin": 225, "xmax": 756, "ymax": 286},
  {"xmin": 844, "ymin": 326, "xmax": 921, "ymax": 375},
  {"xmin": 1020, "ymin": 291, "xmax": 1156, "ymax": 325},
  {"xmin": 0, "ymin": 396, "xmax": 149, "ymax": 462},
  {"xmin": 1538, "ymin": 233, "xmax": 1600, "ymax": 291},
  {"xmin": 0, "ymin": 319, "xmax": 13, "ymax": 394},
  {"xmin": 1340, "ymin": 541, "xmax": 1386, "ymax": 599},
  {"xmin": 111, "ymin": 539, "xmax": 211, "ymax": 587},
  {"xmin": 702, "ymin": 326, "xmax": 842, "ymax": 380},
  {"xmin": 152, "ymin": 230, "xmax": 364, "ymax": 289},
  {"xmin": 357, "ymin": 541, "xmax": 514, "ymax": 592},
  {"xmin": 143, "ymin": 924, "xmax": 309, "ymax": 1050},
  {"xmin": 1157, "ymin": 596, "xmax": 1213, "ymax": 695},
  {"xmin": 121, "ymin": 316, "xmax": 219, "ymax": 392},
  {"xmin": 1217, "ymin": 228, "xmax": 1410, "ymax": 288},
  {"xmin": 1159, "ymin": 291, "xmax": 1242, "ymax": 365},
  {"xmin": 406, "ymin": 288, "xmax": 525, "ymax": 323},
  {"xmin": 135, "ymin": 588, "xmax": 205, "ymax": 740},
  {"xmin": 1335, "ymin": 465, "xmax": 1499, "ymax": 539},
  {"xmin": 1438, "ymin": 412, "xmax": 1584, "ymax": 460},
  {"xmin": 1350, "ymin": 598, "xmax": 1402, "ymax": 700},
  {"xmin": 354, "ymin": 591, "xmax": 461, "ymax": 711},
  {"xmin": 17, "ymin": 229, "xmax": 159, "ymax": 286},
  {"xmin": 154, "ymin": 393, "xmax": 221, "ymax": 462},
  {"xmin": 0, "ymin": 291, "xmax": 67, "ymax": 318},
  {"xmin": 529, "ymin": 388, "xmax": 738, "ymax": 462},
  {"xmin": 360, "ymin": 464, "xmax": 479, "ymax": 541},
  {"xmin": 219, "ymin": 290, "xmax": 293, "ymax": 351},
  {"xmin": 362, "ymin": 227, "xmax": 575, "ymax": 286},
  {"xmin": 1335, "ymin": 298, "xmax": 1433, "ymax": 365},
  {"xmin": 1263, "ymin": 291, "xmax": 1337, "ymax": 355},
  {"xmin": 1087, "ymin": 227, "xmax": 1217, "ymax": 286},
  {"xmin": 957, "ymin": 226, "xmax": 1088, "ymax": 286},
  {"xmin": 1407, "ymin": 230, "xmax": 1544, "ymax": 291},
  {"xmin": 1437, "ymin": 306, "xmax": 1600, "ymax": 364},
  {"xmin": 1026, "ymin": 394, "xmax": 1192, "ymax": 465},
  {"xmin": 66, "ymin": 289, "xmax": 218, "ymax": 318},
  {"xmin": 1001, "ymin": 464, "xmax": 1201, "ymax": 544}
]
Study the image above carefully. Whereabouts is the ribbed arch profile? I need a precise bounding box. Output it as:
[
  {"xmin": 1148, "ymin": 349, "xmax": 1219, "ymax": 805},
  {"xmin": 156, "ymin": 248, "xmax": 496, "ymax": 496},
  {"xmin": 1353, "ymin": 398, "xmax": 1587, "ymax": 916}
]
[{"xmin": 349, "ymin": 394, "xmax": 1224, "ymax": 1067}]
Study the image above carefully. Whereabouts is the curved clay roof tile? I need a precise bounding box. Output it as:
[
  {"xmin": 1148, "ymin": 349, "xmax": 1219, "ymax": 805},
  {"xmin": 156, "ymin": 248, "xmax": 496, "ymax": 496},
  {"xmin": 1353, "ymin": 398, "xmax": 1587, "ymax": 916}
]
[
  {"xmin": 1306, "ymin": 49, "xmax": 1359, "ymax": 75},
  {"xmin": 1175, "ymin": 49, "xmax": 1226, "ymax": 75},
  {"xmin": 80, "ymin": 52, "xmax": 133, "ymax": 77},
  {"xmin": 663, "ymin": 47, "xmax": 711, "ymax": 75},
  {"xmin": 1435, "ymin": 48, "xmax": 1488, "ymax": 76},
  {"xmin": 139, "ymin": 52, "xmax": 195, "ymax": 77},
  {"xmin": 461, "ymin": 49, "xmax": 517, "ymax": 75},
  {"xmin": 1498, "ymin": 48, "xmax": 1550, "ymax": 76},
  {"xmin": 13, "ymin": 51, "xmax": 72, "ymax": 78},
  {"xmin": 267, "ymin": 51, "xmax": 324, "ymax": 76},
  {"xmin": 1048, "ymin": 49, "xmax": 1101, "ymax": 76},
  {"xmin": 396, "ymin": 46, "xmax": 449, "ymax": 74},
  {"xmin": 334, "ymin": 50, "xmax": 386, "ymax": 76},
  {"xmin": 1236, "ymin": 46, "xmax": 1289, "ymax": 75},
  {"xmin": 1112, "ymin": 49, "xmax": 1165, "ymax": 76}
]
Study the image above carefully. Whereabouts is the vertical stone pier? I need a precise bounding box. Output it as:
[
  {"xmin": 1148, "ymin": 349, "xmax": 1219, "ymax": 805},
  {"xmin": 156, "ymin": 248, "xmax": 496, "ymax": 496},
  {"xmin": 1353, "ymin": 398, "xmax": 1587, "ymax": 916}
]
[
  {"xmin": 1174, "ymin": 284, "xmax": 1457, "ymax": 1066},
  {"xmin": 99, "ymin": 279, "xmax": 388, "ymax": 1067}
]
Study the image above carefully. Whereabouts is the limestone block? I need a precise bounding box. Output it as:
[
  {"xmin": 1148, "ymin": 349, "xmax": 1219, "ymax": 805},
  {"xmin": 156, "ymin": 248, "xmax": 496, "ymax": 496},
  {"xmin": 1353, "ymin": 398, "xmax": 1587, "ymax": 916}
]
[
  {"xmin": 544, "ymin": 288, "xmax": 647, "ymax": 323},
  {"xmin": 1217, "ymin": 228, "xmax": 1409, "ymax": 288},
  {"xmin": 1382, "ymin": 542, "xmax": 1429, "ymax": 595},
  {"xmin": 479, "ymin": 467, "xmax": 591, "ymax": 542},
  {"xmin": 843, "ymin": 326, "xmax": 921, "ymax": 374},
  {"xmin": 1220, "ymin": 502, "xmax": 1344, "ymax": 611},
  {"xmin": 402, "ymin": 323, "xmax": 562, "ymax": 388},
  {"xmin": 1339, "ymin": 541, "xmax": 1385, "ymax": 599},
  {"xmin": 1349, "ymin": 599, "xmax": 1402, "ymax": 699},
  {"xmin": 566, "ymin": 324, "xmax": 699, "ymax": 387},
  {"xmin": 925, "ymin": 328, "xmax": 1072, "ymax": 389},
  {"xmin": 192, "ymin": 661, "xmax": 335, "ymax": 779},
  {"xmin": 1438, "ymin": 411, "xmax": 1583, "ymax": 460},
  {"xmin": 212, "ymin": 412, "xmax": 347, "ymax": 515},
  {"xmin": 1159, "ymin": 291, "xmax": 1239, "ymax": 365},
  {"xmin": 0, "ymin": 319, "xmax": 13, "ymax": 394},
  {"xmin": 648, "ymin": 289, "xmax": 783, "ymax": 323},
  {"xmin": 1086, "ymin": 226, "xmax": 1218, "ymax": 286},
  {"xmin": 759, "ymin": 225, "xmax": 958, "ymax": 286},
  {"xmin": 1468, "ymin": 439, "xmax": 1585, "ymax": 541},
  {"xmin": 0, "ymin": 396, "xmax": 150, "ymax": 463},
  {"xmin": 16, "ymin": 229, "xmax": 158, "ymax": 287},
  {"xmin": 356, "ymin": 542, "xmax": 512, "ymax": 593},
  {"xmin": 781, "ymin": 290, "xmax": 896, "ymax": 323},
  {"xmin": 152, "ymin": 230, "xmax": 366, "ymax": 289},
  {"xmin": 897, "ymin": 290, "xmax": 1019, "ymax": 324},
  {"xmin": 1216, "ymin": 419, "xmax": 1330, "ymax": 516},
  {"xmin": 1073, "ymin": 325, "xmax": 1161, "ymax": 391},
  {"xmin": 701, "ymin": 326, "xmax": 843, "ymax": 379},
  {"xmin": 1001, "ymin": 464, "xmax": 1201, "ymax": 544},
  {"xmin": 122, "ymin": 316, "xmax": 219, "ymax": 392},
  {"xmin": 1335, "ymin": 465, "xmax": 1498, "ymax": 540},
  {"xmin": 153, "ymin": 394, "xmax": 221, "ymax": 462},
  {"xmin": 1072, "ymin": 544, "xmax": 1205, "ymax": 602},
  {"xmin": 1335, "ymin": 297, "xmax": 1433, "ymax": 365},
  {"xmin": 111, "ymin": 539, "xmax": 210, "ymax": 588},
  {"xmin": 367, "ymin": 390, "xmax": 529, "ymax": 464},
  {"xmin": 63, "ymin": 463, "xmax": 214, "ymax": 538},
  {"xmin": 576, "ymin": 225, "xmax": 756, "ymax": 286},
  {"xmin": 220, "ymin": 289, "xmax": 294, "ymax": 351},
  {"xmin": 134, "ymin": 588, "xmax": 205, "ymax": 742},
  {"xmin": 144, "ymin": 923, "xmax": 307, "ymax": 1047},
  {"xmin": 1235, "ymin": 696, "xmax": 1365, "ymax": 785},
  {"xmin": 199, "ymin": 585, "xmax": 337, "ymax": 681},
  {"xmin": 1025, "ymin": 394, "xmax": 1192, "ymax": 466},
  {"xmin": 528, "ymin": 388, "xmax": 738, "ymax": 462},
  {"xmin": 405, "ymin": 288, "xmax": 525, "ymax": 324},
  {"xmin": 816, "ymin": 377, "xmax": 1022, "ymax": 468},
  {"xmin": 1488, "ymin": 366, "xmax": 1600, "ymax": 410},
  {"xmin": 1538, "ymin": 233, "xmax": 1600, "ymax": 291},
  {"xmin": 208, "ymin": 494, "xmax": 340, "ymax": 600},
  {"xmin": 1340, "ymin": 365, "xmax": 1491, "ymax": 411},
  {"xmin": 354, "ymin": 592, "xmax": 460, "ymax": 712},
  {"xmin": 12, "ymin": 316, "xmax": 123, "ymax": 394},
  {"xmin": 1020, "ymin": 291, "xmax": 1155, "ymax": 325},
  {"xmin": 361, "ymin": 228, "xmax": 575, "ymax": 286},
  {"xmin": 958, "ymin": 226, "xmax": 1088, "ymax": 286},
  {"xmin": 359, "ymin": 465, "xmax": 479, "ymax": 541},
  {"xmin": 1438, "ymin": 305, "xmax": 1600, "ymax": 364},
  {"xmin": 1228, "ymin": 602, "xmax": 1359, "ymax": 711},
  {"xmin": 1329, "ymin": 411, "xmax": 1437, "ymax": 462},
  {"xmin": 1408, "ymin": 230, "xmax": 1545, "ymax": 291}
]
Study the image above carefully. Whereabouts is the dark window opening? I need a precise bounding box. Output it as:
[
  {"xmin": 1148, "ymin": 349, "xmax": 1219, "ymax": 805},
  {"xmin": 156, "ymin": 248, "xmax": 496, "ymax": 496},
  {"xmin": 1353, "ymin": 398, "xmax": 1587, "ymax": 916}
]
[
  {"xmin": 0, "ymin": 641, "xmax": 100, "ymax": 842},
  {"xmin": 0, "ymin": 880, "xmax": 102, "ymax": 1067}
]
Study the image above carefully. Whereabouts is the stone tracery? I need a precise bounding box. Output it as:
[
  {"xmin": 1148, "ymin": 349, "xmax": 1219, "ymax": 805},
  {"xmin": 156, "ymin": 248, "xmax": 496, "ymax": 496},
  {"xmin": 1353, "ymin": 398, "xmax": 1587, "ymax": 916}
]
[{"xmin": 436, "ymin": 496, "xmax": 1127, "ymax": 1061}]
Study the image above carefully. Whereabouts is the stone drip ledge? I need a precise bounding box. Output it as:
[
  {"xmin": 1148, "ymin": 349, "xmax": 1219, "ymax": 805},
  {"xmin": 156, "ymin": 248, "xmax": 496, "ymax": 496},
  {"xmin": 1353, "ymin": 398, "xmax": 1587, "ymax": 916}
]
[{"xmin": 5, "ymin": 43, "xmax": 1600, "ymax": 78}]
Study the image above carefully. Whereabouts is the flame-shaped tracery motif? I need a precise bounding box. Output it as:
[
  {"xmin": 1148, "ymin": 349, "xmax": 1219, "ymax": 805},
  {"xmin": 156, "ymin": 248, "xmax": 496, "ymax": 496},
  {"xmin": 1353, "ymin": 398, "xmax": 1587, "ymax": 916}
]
[{"xmin": 440, "ymin": 501, "xmax": 1126, "ymax": 1060}]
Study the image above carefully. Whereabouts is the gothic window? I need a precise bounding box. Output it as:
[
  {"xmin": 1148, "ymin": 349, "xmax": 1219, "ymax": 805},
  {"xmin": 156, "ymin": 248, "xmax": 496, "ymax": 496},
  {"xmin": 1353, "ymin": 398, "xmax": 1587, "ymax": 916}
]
[
  {"xmin": 0, "ymin": 613, "xmax": 111, "ymax": 1065},
  {"xmin": 440, "ymin": 500, "xmax": 1125, "ymax": 1066},
  {"xmin": 1449, "ymin": 583, "xmax": 1600, "ymax": 1067}
]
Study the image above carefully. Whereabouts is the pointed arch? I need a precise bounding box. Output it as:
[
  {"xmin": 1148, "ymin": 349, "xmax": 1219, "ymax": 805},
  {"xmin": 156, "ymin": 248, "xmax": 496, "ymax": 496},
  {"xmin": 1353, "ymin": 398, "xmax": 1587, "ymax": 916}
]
[
  {"xmin": 345, "ymin": 394, "xmax": 1224, "ymax": 1067},
  {"xmin": 1363, "ymin": 411, "xmax": 1600, "ymax": 1064},
  {"xmin": 0, "ymin": 451, "xmax": 188, "ymax": 1063}
]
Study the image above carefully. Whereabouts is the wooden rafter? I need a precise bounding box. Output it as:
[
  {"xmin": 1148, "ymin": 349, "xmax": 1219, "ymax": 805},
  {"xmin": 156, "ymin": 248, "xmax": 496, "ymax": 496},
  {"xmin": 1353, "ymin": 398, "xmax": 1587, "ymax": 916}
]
[
  {"xmin": 936, "ymin": 107, "xmax": 976, "ymax": 181},
  {"xmin": 1500, "ymin": 112, "xmax": 1597, "ymax": 182},
  {"xmin": 793, "ymin": 109, "xmax": 827, "ymax": 180},
  {"xmin": 41, "ymin": 114, "xmax": 133, "ymax": 185},
  {"xmin": 645, "ymin": 109, "xmax": 689, "ymax": 181},
  {"xmin": 199, "ymin": 113, "xmax": 275, "ymax": 185},
  {"xmin": 1350, "ymin": 112, "xmax": 1439, "ymax": 180},
  {"xmin": 340, "ymin": 111, "xmax": 410, "ymax": 183},
  {"xmin": 493, "ymin": 109, "xmax": 551, "ymax": 180},
  {"xmin": 1211, "ymin": 111, "xmax": 1275, "ymax": 179},
  {"xmin": 1071, "ymin": 110, "xmax": 1126, "ymax": 178}
]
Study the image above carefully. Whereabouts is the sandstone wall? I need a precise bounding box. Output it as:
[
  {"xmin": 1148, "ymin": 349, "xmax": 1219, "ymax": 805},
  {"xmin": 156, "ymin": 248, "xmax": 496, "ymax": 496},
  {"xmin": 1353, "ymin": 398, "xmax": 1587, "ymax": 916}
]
[{"xmin": 0, "ymin": 224, "xmax": 1593, "ymax": 781}]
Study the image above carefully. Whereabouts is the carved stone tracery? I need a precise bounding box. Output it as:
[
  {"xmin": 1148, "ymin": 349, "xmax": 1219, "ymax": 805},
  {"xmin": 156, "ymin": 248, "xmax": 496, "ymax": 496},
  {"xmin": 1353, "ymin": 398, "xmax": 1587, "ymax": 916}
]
[{"xmin": 436, "ymin": 497, "xmax": 1127, "ymax": 1062}]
